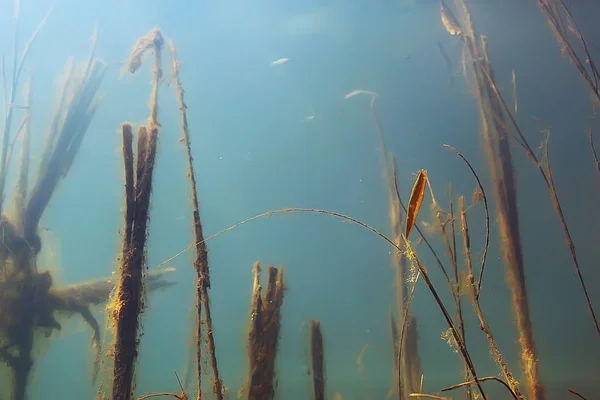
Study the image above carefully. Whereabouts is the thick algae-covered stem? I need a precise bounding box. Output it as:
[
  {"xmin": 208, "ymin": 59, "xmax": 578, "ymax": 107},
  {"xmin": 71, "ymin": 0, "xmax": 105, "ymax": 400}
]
[
  {"xmin": 454, "ymin": 1, "xmax": 545, "ymax": 398},
  {"xmin": 168, "ymin": 41, "xmax": 223, "ymax": 400},
  {"xmin": 111, "ymin": 123, "xmax": 156, "ymax": 400},
  {"xmin": 246, "ymin": 262, "xmax": 285, "ymax": 400},
  {"xmin": 111, "ymin": 28, "xmax": 164, "ymax": 400}
]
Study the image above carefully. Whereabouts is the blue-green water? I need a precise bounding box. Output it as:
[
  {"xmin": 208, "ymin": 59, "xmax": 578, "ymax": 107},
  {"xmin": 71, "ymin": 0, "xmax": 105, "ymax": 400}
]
[{"xmin": 1, "ymin": 0, "xmax": 599, "ymax": 399}]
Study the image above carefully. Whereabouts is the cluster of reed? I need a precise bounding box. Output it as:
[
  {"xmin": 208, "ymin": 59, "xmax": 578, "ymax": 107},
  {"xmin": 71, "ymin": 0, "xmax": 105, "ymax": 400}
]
[{"xmin": 112, "ymin": 1, "xmax": 599, "ymax": 398}]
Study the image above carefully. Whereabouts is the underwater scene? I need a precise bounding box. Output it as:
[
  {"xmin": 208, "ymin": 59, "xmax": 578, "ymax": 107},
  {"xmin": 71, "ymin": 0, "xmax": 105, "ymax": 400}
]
[{"xmin": 0, "ymin": 0, "xmax": 599, "ymax": 399}]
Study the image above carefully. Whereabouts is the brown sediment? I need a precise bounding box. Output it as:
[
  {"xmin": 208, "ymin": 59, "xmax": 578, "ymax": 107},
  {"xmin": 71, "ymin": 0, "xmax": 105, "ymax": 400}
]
[
  {"xmin": 310, "ymin": 319, "xmax": 325, "ymax": 400},
  {"xmin": 168, "ymin": 40, "xmax": 223, "ymax": 400},
  {"xmin": 246, "ymin": 262, "xmax": 285, "ymax": 400},
  {"xmin": 454, "ymin": 1, "xmax": 545, "ymax": 398},
  {"xmin": 110, "ymin": 27, "xmax": 164, "ymax": 400}
]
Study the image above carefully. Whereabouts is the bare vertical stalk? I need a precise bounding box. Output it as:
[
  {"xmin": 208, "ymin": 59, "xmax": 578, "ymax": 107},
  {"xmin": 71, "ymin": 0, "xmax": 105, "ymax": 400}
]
[
  {"xmin": 458, "ymin": 195, "xmax": 523, "ymax": 399},
  {"xmin": 168, "ymin": 41, "xmax": 223, "ymax": 400},
  {"xmin": 311, "ymin": 320, "xmax": 326, "ymax": 400},
  {"xmin": 454, "ymin": 1, "xmax": 545, "ymax": 398}
]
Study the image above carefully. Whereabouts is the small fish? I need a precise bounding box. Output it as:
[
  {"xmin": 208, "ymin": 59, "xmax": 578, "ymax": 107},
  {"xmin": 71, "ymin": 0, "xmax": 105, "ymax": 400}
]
[
  {"xmin": 440, "ymin": 0, "xmax": 462, "ymax": 36},
  {"xmin": 271, "ymin": 57, "xmax": 289, "ymax": 66},
  {"xmin": 512, "ymin": 69, "xmax": 518, "ymax": 114},
  {"xmin": 304, "ymin": 115, "xmax": 315, "ymax": 120},
  {"xmin": 405, "ymin": 169, "xmax": 428, "ymax": 238},
  {"xmin": 344, "ymin": 89, "xmax": 377, "ymax": 99}
]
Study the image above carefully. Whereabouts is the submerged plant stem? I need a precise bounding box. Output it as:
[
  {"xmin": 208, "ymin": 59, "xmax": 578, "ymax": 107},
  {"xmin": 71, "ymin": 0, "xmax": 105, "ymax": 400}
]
[{"xmin": 168, "ymin": 40, "xmax": 223, "ymax": 400}]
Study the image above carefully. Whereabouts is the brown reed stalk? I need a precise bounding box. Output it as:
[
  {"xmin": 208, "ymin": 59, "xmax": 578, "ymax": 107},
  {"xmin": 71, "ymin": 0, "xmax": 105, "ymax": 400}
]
[
  {"xmin": 458, "ymin": 195, "xmax": 523, "ymax": 399},
  {"xmin": 351, "ymin": 90, "xmax": 426, "ymax": 399},
  {"xmin": 168, "ymin": 40, "xmax": 223, "ymax": 400},
  {"xmin": 454, "ymin": 1, "xmax": 545, "ymax": 397},
  {"xmin": 386, "ymin": 156, "xmax": 423, "ymax": 400},
  {"xmin": 246, "ymin": 262, "xmax": 285, "ymax": 400},
  {"xmin": 479, "ymin": 59, "xmax": 600, "ymax": 340},
  {"xmin": 444, "ymin": 145, "xmax": 520, "ymax": 396},
  {"xmin": 111, "ymin": 28, "xmax": 164, "ymax": 400},
  {"xmin": 449, "ymin": 197, "xmax": 472, "ymax": 400},
  {"xmin": 310, "ymin": 320, "xmax": 326, "ymax": 400},
  {"xmin": 443, "ymin": 145, "xmax": 489, "ymax": 297}
]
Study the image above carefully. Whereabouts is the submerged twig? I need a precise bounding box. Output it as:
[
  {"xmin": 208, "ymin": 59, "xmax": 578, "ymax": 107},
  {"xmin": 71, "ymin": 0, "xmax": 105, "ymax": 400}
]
[
  {"xmin": 137, "ymin": 371, "xmax": 189, "ymax": 400},
  {"xmin": 588, "ymin": 128, "xmax": 600, "ymax": 179},
  {"xmin": 568, "ymin": 389, "xmax": 589, "ymax": 400},
  {"xmin": 442, "ymin": 376, "xmax": 518, "ymax": 400}
]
